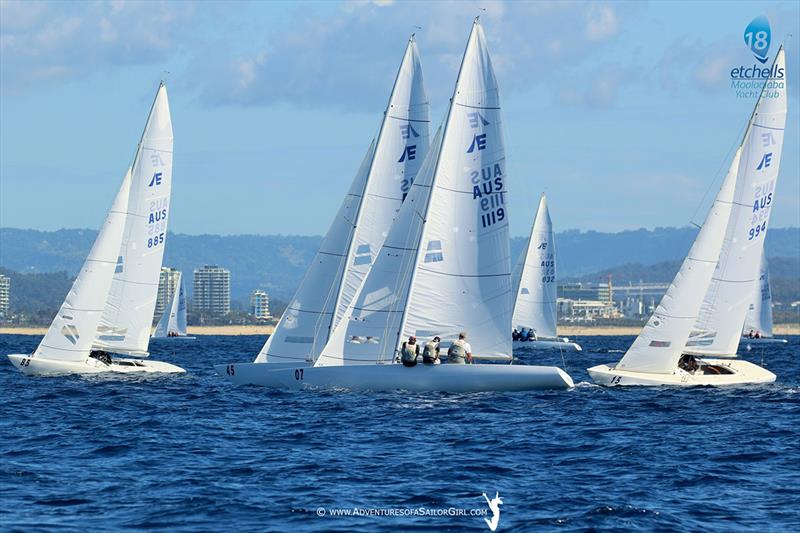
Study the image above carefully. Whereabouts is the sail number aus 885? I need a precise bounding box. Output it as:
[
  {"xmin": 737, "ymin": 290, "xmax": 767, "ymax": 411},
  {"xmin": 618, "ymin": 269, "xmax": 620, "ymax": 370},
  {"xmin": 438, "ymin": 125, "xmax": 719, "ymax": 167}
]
[{"xmin": 147, "ymin": 233, "xmax": 165, "ymax": 248}]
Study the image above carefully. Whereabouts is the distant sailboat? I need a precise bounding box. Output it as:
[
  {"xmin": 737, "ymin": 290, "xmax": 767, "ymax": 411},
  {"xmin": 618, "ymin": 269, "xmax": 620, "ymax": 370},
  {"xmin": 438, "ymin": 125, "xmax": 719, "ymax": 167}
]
[
  {"xmin": 589, "ymin": 46, "xmax": 786, "ymax": 386},
  {"xmin": 511, "ymin": 194, "xmax": 581, "ymax": 351},
  {"xmin": 217, "ymin": 19, "xmax": 573, "ymax": 392},
  {"xmin": 8, "ymin": 83, "xmax": 185, "ymax": 375},
  {"xmin": 252, "ymin": 34, "xmax": 430, "ymax": 367},
  {"xmin": 152, "ymin": 272, "xmax": 194, "ymax": 339},
  {"xmin": 740, "ymin": 251, "xmax": 787, "ymax": 346}
]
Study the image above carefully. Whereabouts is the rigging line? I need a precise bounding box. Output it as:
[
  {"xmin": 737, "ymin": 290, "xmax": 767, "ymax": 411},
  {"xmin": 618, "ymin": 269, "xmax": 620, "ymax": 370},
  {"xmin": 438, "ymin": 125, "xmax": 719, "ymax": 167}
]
[{"xmin": 688, "ymin": 114, "xmax": 750, "ymax": 228}]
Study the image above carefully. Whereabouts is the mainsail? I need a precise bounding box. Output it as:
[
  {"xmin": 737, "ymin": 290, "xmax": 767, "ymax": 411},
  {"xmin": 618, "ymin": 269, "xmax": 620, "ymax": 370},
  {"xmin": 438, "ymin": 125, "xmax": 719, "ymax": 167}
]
[
  {"xmin": 512, "ymin": 194, "xmax": 557, "ymax": 338},
  {"xmin": 32, "ymin": 170, "xmax": 131, "ymax": 363},
  {"xmin": 94, "ymin": 82, "xmax": 174, "ymax": 357},
  {"xmin": 742, "ymin": 250, "xmax": 774, "ymax": 338},
  {"xmin": 316, "ymin": 18, "xmax": 512, "ymax": 366},
  {"xmin": 255, "ymin": 36, "xmax": 430, "ymax": 363},
  {"xmin": 686, "ymin": 46, "xmax": 787, "ymax": 357},
  {"xmin": 153, "ymin": 271, "xmax": 188, "ymax": 337}
]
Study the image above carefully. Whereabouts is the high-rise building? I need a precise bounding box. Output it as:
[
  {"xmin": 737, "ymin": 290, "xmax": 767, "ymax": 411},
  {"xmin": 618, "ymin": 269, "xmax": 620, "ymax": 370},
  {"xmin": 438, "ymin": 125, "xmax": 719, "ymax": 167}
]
[
  {"xmin": 154, "ymin": 267, "xmax": 182, "ymax": 323},
  {"xmin": 193, "ymin": 265, "xmax": 231, "ymax": 316},
  {"xmin": 0, "ymin": 274, "xmax": 9, "ymax": 318},
  {"xmin": 250, "ymin": 290, "xmax": 271, "ymax": 320}
]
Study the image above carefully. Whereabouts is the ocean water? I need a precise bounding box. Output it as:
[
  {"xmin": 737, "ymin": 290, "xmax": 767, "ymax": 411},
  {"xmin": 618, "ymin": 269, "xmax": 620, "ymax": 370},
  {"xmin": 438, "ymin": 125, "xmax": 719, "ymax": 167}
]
[{"xmin": 0, "ymin": 334, "xmax": 798, "ymax": 532}]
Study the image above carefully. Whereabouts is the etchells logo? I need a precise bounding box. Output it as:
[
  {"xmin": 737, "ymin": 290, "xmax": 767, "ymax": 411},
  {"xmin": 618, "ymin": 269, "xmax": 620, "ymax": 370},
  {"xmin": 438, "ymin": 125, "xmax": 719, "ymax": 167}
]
[{"xmin": 730, "ymin": 16, "xmax": 784, "ymax": 98}]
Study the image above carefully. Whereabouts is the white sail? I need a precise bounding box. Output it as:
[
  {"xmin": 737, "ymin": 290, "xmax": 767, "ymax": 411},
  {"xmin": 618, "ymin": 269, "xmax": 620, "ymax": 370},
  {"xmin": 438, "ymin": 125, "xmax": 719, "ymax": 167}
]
[
  {"xmin": 512, "ymin": 194, "xmax": 557, "ymax": 338},
  {"xmin": 742, "ymin": 250, "xmax": 774, "ymax": 338},
  {"xmin": 255, "ymin": 37, "xmax": 430, "ymax": 363},
  {"xmin": 615, "ymin": 149, "xmax": 741, "ymax": 374},
  {"xmin": 687, "ymin": 47, "xmax": 787, "ymax": 356},
  {"xmin": 254, "ymin": 140, "xmax": 376, "ymax": 363},
  {"xmin": 94, "ymin": 83, "xmax": 174, "ymax": 356},
  {"xmin": 153, "ymin": 271, "xmax": 186, "ymax": 337},
  {"xmin": 333, "ymin": 35, "xmax": 430, "ymax": 330},
  {"xmin": 32, "ymin": 170, "xmax": 131, "ymax": 363},
  {"xmin": 316, "ymin": 18, "xmax": 512, "ymax": 365},
  {"xmin": 176, "ymin": 276, "xmax": 188, "ymax": 335}
]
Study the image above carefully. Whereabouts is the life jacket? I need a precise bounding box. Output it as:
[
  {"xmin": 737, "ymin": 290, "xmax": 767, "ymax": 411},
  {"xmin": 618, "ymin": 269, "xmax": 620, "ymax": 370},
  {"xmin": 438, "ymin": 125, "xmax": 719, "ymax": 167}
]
[
  {"xmin": 422, "ymin": 341, "xmax": 439, "ymax": 363},
  {"xmin": 448, "ymin": 340, "xmax": 467, "ymax": 363},
  {"xmin": 401, "ymin": 342, "xmax": 418, "ymax": 366}
]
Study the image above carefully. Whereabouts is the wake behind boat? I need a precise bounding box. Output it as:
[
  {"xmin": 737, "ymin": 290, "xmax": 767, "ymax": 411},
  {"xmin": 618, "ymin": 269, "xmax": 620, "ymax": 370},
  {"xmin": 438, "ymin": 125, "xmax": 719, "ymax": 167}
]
[{"xmin": 7, "ymin": 83, "xmax": 184, "ymax": 376}]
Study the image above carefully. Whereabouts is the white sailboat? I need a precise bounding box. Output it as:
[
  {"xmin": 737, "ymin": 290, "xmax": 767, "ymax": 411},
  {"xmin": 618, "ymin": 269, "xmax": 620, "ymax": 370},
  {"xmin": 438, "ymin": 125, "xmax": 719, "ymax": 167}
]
[
  {"xmin": 589, "ymin": 46, "xmax": 786, "ymax": 386},
  {"xmin": 8, "ymin": 83, "xmax": 184, "ymax": 375},
  {"xmin": 152, "ymin": 272, "xmax": 194, "ymax": 339},
  {"xmin": 251, "ymin": 34, "xmax": 430, "ymax": 368},
  {"xmin": 740, "ymin": 251, "xmax": 787, "ymax": 347},
  {"xmin": 511, "ymin": 194, "xmax": 581, "ymax": 351},
  {"xmin": 217, "ymin": 19, "xmax": 573, "ymax": 392}
]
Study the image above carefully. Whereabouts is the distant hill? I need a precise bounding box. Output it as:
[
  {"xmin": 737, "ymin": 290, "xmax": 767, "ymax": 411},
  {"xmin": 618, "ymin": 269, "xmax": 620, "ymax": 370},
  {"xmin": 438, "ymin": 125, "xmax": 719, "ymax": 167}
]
[
  {"xmin": 564, "ymin": 257, "xmax": 800, "ymax": 303},
  {"xmin": 2, "ymin": 226, "xmax": 798, "ymax": 302}
]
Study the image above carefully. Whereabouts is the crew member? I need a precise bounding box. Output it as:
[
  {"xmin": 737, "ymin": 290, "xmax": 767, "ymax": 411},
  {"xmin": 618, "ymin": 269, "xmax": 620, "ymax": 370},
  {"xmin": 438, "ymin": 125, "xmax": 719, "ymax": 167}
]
[
  {"xmin": 401, "ymin": 336, "xmax": 420, "ymax": 367},
  {"xmin": 422, "ymin": 336, "xmax": 441, "ymax": 365},
  {"xmin": 447, "ymin": 332, "xmax": 473, "ymax": 364}
]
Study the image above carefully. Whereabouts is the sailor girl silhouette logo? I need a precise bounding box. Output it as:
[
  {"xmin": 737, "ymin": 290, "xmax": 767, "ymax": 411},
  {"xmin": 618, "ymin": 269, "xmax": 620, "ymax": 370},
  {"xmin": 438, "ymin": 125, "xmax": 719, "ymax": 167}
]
[
  {"xmin": 744, "ymin": 16, "xmax": 771, "ymax": 63},
  {"xmin": 482, "ymin": 492, "xmax": 503, "ymax": 531}
]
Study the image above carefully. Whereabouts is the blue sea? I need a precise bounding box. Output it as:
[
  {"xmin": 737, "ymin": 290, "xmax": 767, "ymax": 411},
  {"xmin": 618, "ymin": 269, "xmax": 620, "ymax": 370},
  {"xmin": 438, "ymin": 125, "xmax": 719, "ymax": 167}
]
[{"xmin": 1, "ymin": 334, "xmax": 798, "ymax": 531}]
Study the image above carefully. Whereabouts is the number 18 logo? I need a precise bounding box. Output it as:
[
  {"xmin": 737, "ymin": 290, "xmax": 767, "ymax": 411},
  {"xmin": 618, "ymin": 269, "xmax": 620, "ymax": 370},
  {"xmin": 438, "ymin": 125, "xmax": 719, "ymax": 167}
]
[{"xmin": 744, "ymin": 16, "xmax": 771, "ymax": 64}]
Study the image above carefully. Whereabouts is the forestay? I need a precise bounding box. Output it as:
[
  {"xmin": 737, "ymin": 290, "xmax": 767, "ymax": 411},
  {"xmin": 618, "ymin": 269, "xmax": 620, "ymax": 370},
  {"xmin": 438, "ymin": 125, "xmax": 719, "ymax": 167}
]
[
  {"xmin": 742, "ymin": 251, "xmax": 773, "ymax": 337},
  {"xmin": 615, "ymin": 149, "xmax": 740, "ymax": 374},
  {"xmin": 687, "ymin": 47, "xmax": 787, "ymax": 357},
  {"xmin": 33, "ymin": 170, "xmax": 132, "ymax": 362},
  {"xmin": 255, "ymin": 37, "xmax": 430, "ymax": 363},
  {"xmin": 94, "ymin": 83, "xmax": 174, "ymax": 357},
  {"xmin": 316, "ymin": 18, "xmax": 512, "ymax": 365},
  {"xmin": 512, "ymin": 194, "xmax": 557, "ymax": 338}
]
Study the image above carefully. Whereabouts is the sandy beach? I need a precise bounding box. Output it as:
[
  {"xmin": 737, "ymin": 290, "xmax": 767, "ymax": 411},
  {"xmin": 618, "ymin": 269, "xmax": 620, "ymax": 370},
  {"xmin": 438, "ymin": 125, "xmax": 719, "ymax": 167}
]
[{"xmin": 1, "ymin": 324, "xmax": 798, "ymax": 337}]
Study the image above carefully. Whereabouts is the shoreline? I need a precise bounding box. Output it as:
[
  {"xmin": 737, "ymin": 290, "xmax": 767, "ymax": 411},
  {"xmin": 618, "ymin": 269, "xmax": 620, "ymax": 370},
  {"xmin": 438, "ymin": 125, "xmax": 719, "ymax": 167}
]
[{"xmin": 1, "ymin": 324, "xmax": 798, "ymax": 336}]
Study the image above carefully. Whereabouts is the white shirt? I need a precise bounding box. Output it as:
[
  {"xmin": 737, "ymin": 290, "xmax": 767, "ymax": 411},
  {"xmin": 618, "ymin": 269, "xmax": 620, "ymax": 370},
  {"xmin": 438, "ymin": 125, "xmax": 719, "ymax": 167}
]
[{"xmin": 453, "ymin": 339, "xmax": 472, "ymax": 354}]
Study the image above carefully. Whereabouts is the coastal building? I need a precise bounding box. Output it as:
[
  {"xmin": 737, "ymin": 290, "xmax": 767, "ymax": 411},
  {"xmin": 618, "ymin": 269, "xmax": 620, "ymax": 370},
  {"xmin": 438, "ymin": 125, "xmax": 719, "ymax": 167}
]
[
  {"xmin": 250, "ymin": 290, "xmax": 271, "ymax": 321},
  {"xmin": 558, "ymin": 281, "xmax": 613, "ymax": 303},
  {"xmin": 612, "ymin": 282, "xmax": 669, "ymax": 317},
  {"xmin": 154, "ymin": 267, "xmax": 182, "ymax": 323},
  {"xmin": 0, "ymin": 274, "xmax": 9, "ymax": 318},
  {"xmin": 193, "ymin": 265, "xmax": 231, "ymax": 316}
]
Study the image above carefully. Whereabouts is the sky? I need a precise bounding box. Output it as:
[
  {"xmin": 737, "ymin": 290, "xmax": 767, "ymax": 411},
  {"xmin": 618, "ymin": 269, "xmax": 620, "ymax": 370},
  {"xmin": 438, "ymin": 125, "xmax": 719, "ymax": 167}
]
[{"xmin": 1, "ymin": 0, "xmax": 799, "ymax": 238}]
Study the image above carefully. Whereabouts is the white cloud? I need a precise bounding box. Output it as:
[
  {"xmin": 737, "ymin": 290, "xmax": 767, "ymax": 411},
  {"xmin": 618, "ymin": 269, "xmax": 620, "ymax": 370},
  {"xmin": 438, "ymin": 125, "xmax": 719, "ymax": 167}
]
[
  {"xmin": 0, "ymin": 0, "xmax": 194, "ymax": 94},
  {"xmin": 586, "ymin": 4, "xmax": 618, "ymax": 42}
]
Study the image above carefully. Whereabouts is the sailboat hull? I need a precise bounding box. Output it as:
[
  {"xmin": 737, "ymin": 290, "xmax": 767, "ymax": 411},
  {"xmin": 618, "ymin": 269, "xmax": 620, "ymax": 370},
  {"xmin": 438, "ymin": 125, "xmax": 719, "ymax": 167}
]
[
  {"xmin": 587, "ymin": 359, "xmax": 776, "ymax": 387},
  {"xmin": 740, "ymin": 337, "xmax": 788, "ymax": 348},
  {"xmin": 7, "ymin": 354, "xmax": 185, "ymax": 376},
  {"xmin": 150, "ymin": 336, "xmax": 197, "ymax": 341},
  {"xmin": 215, "ymin": 362, "xmax": 574, "ymax": 392},
  {"xmin": 513, "ymin": 338, "xmax": 582, "ymax": 351}
]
